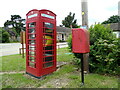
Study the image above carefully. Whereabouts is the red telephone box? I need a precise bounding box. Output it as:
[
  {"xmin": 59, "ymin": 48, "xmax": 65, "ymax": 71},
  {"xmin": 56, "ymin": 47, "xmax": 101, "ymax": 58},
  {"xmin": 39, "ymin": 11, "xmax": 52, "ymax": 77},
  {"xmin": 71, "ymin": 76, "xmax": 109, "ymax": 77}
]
[
  {"xmin": 72, "ymin": 28, "xmax": 90, "ymax": 53},
  {"xmin": 26, "ymin": 9, "xmax": 56, "ymax": 78}
]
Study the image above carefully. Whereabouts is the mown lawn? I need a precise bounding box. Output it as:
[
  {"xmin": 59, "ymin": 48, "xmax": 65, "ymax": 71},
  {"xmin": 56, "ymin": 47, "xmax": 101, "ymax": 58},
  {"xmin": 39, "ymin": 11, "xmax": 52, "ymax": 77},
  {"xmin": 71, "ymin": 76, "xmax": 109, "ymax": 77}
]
[
  {"xmin": 57, "ymin": 48, "xmax": 74, "ymax": 62},
  {"xmin": 1, "ymin": 47, "xmax": 119, "ymax": 88},
  {"xmin": 1, "ymin": 48, "xmax": 73, "ymax": 72},
  {"xmin": 1, "ymin": 54, "xmax": 26, "ymax": 72}
]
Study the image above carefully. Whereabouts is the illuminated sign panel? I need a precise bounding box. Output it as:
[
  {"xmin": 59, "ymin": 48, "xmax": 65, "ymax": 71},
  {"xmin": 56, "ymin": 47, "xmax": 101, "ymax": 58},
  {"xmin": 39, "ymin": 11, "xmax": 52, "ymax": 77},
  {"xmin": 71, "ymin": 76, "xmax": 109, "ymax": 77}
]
[
  {"xmin": 41, "ymin": 13, "xmax": 54, "ymax": 19},
  {"xmin": 28, "ymin": 14, "xmax": 38, "ymax": 18}
]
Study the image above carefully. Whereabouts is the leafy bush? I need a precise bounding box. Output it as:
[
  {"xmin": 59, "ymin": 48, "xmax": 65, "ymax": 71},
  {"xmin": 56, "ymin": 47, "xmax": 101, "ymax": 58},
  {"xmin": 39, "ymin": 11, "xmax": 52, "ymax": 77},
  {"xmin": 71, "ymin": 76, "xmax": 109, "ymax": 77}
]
[
  {"xmin": 89, "ymin": 24, "xmax": 120, "ymax": 75},
  {"xmin": 89, "ymin": 24, "xmax": 116, "ymax": 45},
  {"xmin": 67, "ymin": 34, "xmax": 72, "ymax": 50},
  {"xmin": 0, "ymin": 28, "xmax": 2, "ymax": 43},
  {"xmin": 89, "ymin": 38, "xmax": 120, "ymax": 75},
  {"xmin": 0, "ymin": 27, "xmax": 10, "ymax": 43},
  {"xmin": 67, "ymin": 23, "xmax": 120, "ymax": 75}
]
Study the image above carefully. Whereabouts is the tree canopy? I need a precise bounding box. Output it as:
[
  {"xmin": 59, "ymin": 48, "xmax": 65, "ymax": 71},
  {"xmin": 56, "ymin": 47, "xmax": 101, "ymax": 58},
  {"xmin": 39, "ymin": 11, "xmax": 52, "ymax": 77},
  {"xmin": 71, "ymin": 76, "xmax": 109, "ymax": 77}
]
[
  {"xmin": 4, "ymin": 15, "xmax": 25, "ymax": 35},
  {"xmin": 62, "ymin": 12, "xmax": 79, "ymax": 28},
  {"xmin": 102, "ymin": 15, "xmax": 120, "ymax": 24}
]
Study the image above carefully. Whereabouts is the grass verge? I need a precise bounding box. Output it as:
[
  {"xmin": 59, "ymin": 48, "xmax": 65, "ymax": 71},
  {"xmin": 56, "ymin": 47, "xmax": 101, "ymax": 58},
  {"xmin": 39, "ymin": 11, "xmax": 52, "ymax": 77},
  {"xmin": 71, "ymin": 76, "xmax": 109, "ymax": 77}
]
[
  {"xmin": 1, "ymin": 47, "xmax": 119, "ymax": 88},
  {"xmin": 1, "ymin": 54, "xmax": 25, "ymax": 72},
  {"xmin": 2, "ymin": 64, "xmax": 118, "ymax": 88},
  {"xmin": 1, "ymin": 47, "xmax": 73, "ymax": 72}
]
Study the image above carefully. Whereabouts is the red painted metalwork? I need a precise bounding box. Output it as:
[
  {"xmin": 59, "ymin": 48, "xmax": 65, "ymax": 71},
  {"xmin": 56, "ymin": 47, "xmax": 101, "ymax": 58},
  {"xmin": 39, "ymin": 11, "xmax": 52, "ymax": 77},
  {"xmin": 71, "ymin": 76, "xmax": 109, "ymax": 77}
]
[
  {"xmin": 72, "ymin": 28, "xmax": 90, "ymax": 53},
  {"xmin": 26, "ymin": 9, "xmax": 56, "ymax": 78}
]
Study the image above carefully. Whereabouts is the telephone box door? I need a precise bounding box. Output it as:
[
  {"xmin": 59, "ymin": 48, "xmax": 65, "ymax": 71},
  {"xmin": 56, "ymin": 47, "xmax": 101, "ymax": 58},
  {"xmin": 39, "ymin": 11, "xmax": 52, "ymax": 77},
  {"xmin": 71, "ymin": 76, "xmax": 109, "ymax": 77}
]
[{"xmin": 40, "ymin": 10, "xmax": 56, "ymax": 76}]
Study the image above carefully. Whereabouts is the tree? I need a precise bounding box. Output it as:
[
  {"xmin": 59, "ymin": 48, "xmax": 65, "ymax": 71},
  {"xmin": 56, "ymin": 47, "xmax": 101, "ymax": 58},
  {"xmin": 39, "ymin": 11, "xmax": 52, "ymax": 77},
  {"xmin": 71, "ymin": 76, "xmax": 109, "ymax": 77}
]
[
  {"xmin": 62, "ymin": 12, "xmax": 79, "ymax": 28},
  {"xmin": 4, "ymin": 15, "xmax": 25, "ymax": 36},
  {"xmin": 102, "ymin": 15, "xmax": 120, "ymax": 24}
]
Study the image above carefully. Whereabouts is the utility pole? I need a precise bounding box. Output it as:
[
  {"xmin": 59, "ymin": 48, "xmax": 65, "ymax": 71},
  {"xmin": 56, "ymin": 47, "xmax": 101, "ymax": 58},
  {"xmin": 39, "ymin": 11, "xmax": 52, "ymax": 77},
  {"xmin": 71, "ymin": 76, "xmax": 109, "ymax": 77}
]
[
  {"xmin": 81, "ymin": 0, "xmax": 88, "ymax": 29},
  {"xmin": 118, "ymin": 1, "xmax": 120, "ymax": 16},
  {"xmin": 81, "ymin": 0, "xmax": 89, "ymax": 73}
]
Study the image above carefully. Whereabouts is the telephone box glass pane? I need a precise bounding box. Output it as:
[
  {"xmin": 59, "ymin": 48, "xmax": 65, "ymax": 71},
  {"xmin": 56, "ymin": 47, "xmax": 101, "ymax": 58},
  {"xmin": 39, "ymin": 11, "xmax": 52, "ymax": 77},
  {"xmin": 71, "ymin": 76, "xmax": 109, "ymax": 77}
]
[
  {"xmin": 29, "ymin": 22, "xmax": 36, "ymax": 27},
  {"xmin": 29, "ymin": 40, "xmax": 35, "ymax": 45},
  {"xmin": 29, "ymin": 45, "xmax": 35, "ymax": 48},
  {"xmin": 29, "ymin": 62, "xmax": 35, "ymax": 68},
  {"xmin": 45, "ymin": 56, "xmax": 53, "ymax": 62},
  {"xmin": 44, "ymin": 51, "xmax": 53, "ymax": 56},
  {"xmin": 43, "ymin": 39, "xmax": 53, "ymax": 46},
  {"xmin": 29, "ymin": 56, "xmax": 35, "ymax": 60},
  {"xmin": 44, "ymin": 46, "xmax": 54, "ymax": 50},
  {"xmin": 45, "ymin": 28, "xmax": 53, "ymax": 33},
  {"xmin": 29, "ymin": 46, "xmax": 35, "ymax": 51},
  {"xmin": 43, "ymin": 62, "xmax": 53, "ymax": 68},
  {"xmin": 43, "ymin": 34, "xmax": 53, "ymax": 39},
  {"xmin": 29, "ymin": 51, "xmax": 35, "ymax": 55},
  {"xmin": 43, "ymin": 22, "xmax": 54, "ymax": 33},
  {"xmin": 44, "ymin": 22, "xmax": 53, "ymax": 28},
  {"xmin": 29, "ymin": 34, "xmax": 36, "ymax": 39},
  {"xmin": 29, "ymin": 28, "xmax": 35, "ymax": 33},
  {"xmin": 29, "ymin": 59, "xmax": 35, "ymax": 62},
  {"xmin": 43, "ymin": 34, "xmax": 53, "ymax": 38}
]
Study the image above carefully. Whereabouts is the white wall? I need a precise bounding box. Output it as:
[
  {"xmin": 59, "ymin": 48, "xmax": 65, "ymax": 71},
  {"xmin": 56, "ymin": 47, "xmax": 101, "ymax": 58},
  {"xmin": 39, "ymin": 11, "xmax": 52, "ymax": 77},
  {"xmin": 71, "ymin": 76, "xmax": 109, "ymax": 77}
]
[{"xmin": 113, "ymin": 31, "xmax": 120, "ymax": 38}]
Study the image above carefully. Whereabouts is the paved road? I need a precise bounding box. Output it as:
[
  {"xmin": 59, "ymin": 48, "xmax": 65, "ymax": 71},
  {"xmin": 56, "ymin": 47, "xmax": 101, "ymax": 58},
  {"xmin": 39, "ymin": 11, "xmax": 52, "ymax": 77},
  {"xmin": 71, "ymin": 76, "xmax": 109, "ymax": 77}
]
[
  {"xmin": 0, "ymin": 43, "xmax": 22, "ymax": 56},
  {"xmin": 0, "ymin": 42, "xmax": 68, "ymax": 56}
]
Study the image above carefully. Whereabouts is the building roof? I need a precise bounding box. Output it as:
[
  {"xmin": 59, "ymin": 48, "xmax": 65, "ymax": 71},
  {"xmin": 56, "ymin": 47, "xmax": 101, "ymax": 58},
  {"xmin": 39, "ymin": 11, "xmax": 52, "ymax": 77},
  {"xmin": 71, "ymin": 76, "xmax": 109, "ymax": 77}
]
[
  {"xmin": 56, "ymin": 26, "xmax": 71, "ymax": 33},
  {"xmin": 3, "ymin": 27, "xmax": 17, "ymax": 36},
  {"xmin": 110, "ymin": 23, "xmax": 120, "ymax": 31}
]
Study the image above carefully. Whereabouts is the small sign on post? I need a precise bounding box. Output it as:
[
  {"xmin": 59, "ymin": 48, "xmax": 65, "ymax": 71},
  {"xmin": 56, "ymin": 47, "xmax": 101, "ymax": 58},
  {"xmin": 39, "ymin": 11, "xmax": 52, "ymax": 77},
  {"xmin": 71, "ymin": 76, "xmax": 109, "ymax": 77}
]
[
  {"xmin": 21, "ymin": 31, "xmax": 26, "ymax": 44},
  {"xmin": 20, "ymin": 31, "xmax": 26, "ymax": 58}
]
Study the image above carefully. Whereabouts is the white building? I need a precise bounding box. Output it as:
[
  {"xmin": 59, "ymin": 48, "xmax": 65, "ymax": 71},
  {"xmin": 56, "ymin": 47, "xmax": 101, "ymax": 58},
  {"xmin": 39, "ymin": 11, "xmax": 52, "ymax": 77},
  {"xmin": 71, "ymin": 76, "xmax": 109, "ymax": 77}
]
[{"xmin": 56, "ymin": 26, "xmax": 71, "ymax": 42}]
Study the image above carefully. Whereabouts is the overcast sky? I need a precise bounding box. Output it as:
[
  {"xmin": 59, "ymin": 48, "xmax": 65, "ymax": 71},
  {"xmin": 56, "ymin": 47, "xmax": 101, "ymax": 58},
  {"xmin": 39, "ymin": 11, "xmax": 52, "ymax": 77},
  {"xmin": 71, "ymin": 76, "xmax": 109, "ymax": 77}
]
[{"xmin": 0, "ymin": 0, "xmax": 119, "ymax": 27}]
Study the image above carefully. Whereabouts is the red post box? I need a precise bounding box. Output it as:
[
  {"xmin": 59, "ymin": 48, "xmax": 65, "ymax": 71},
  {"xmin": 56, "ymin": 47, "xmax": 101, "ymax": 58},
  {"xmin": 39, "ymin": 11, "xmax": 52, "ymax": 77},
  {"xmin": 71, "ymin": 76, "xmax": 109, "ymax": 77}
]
[
  {"xmin": 72, "ymin": 28, "xmax": 90, "ymax": 84},
  {"xmin": 26, "ymin": 9, "xmax": 56, "ymax": 78},
  {"xmin": 72, "ymin": 28, "xmax": 90, "ymax": 53}
]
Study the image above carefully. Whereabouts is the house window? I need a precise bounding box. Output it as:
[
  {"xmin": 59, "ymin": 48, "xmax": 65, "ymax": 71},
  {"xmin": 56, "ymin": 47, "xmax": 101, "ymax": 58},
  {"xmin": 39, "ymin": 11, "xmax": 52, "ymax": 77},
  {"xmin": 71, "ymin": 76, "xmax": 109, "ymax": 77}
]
[{"xmin": 62, "ymin": 34, "xmax": 64, "ymax": 41}]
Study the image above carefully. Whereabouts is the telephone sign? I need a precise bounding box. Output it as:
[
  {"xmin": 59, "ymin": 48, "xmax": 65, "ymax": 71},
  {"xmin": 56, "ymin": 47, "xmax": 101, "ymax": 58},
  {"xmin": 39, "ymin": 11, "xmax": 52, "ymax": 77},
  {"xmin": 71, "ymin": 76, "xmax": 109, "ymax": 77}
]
[{"xmin": 26, "ymin": 9, "xmax": 56, "ymax": 78}]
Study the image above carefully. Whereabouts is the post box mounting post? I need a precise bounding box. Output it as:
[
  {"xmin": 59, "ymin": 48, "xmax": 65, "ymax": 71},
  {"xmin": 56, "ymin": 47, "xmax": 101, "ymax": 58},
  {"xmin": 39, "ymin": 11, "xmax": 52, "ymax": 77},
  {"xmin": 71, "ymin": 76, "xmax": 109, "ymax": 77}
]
[
  {"xmin": 80, "ymin": 53, "xmax": 84, "ymax": 85},
  {"xmin": 72, "ymin": 28, "xmax": 90, "ymax": 85}
]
